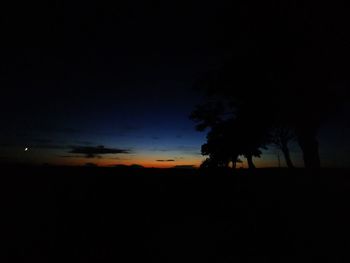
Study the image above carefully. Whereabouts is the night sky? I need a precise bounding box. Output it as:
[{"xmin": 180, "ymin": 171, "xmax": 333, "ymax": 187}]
[{"xmin": 1, "ymin": 1, "xmax": 349, "ymax": 168}]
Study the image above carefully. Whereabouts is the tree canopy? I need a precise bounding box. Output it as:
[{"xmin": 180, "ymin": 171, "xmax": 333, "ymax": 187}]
[{"xmin": 191, "ymin": 1, "xmax": 349, "ymax": 170}]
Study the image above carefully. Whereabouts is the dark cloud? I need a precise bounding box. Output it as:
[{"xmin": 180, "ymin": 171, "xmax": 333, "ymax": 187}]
[
  {"xmin": 151, "ymin": 136, "xmax": 160, "ymax": 140},
  {"xmin": 69, "ymin": 145, "xmax": 130, "ymax": 158},
  {"xmin": 156, "ymin": 159, "xmax": 175, "ymax": 162}
]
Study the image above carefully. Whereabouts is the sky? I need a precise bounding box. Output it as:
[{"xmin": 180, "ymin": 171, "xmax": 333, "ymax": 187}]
[{"xmin": 0, "ymin": 1, "xmax": 349, "ymax": 168}]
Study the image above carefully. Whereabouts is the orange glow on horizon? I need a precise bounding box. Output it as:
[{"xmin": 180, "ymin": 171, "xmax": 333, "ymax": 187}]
[
  {"xmin": 45, "ymin": 150, "xmax": 288, "ymax": 169},
  {"xmin": 53, "ymin": 156, "xmax": 202, "ymax": 168},
  {"xmin": 51, "ymin": 156, "xmax": 286, "ymax": 169}
]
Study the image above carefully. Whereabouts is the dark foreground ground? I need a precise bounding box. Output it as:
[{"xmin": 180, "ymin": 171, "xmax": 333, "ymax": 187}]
[{"xmin": 1, "ymin": 166, "xmax": 350, "ymax": 262}]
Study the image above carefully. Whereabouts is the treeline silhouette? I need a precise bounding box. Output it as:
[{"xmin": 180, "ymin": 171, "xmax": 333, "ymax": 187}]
[{"xmin": 190, "ymin": 2, "xmax": 349, "ymax": 170}]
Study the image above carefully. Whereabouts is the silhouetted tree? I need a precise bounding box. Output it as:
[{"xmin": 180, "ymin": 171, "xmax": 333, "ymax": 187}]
[
  {"xmin": 197, "ymin": 117, "xmax": 267, "ymax": 170},
  {"xmin": 200, "ymin": 120, "xmax": 239, "ymax": 169},
  {"xmin": 271, "ymin": 126, "xmax": 295, "ymax": 169},
  {"xmin": 192, "ymin": 49, "xmax": 347, "ymax": 170},
  {"xmin": 192, "ymin": 1, "xmax": 349, "ymax": 170}
]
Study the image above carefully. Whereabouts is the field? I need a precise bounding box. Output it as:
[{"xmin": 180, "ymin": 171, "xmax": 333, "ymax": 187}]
[{"xmin": 1, "ymin": 166, "xmax": 349, "ymax": 262}]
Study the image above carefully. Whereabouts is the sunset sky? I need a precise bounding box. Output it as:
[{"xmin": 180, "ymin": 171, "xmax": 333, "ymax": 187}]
[{"xmin": 1, "ymin": 2, "xmax": 349, "ymax": 168}]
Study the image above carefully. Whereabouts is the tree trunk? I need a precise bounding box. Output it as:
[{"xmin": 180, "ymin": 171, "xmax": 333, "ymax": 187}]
[
  {"xmin": 246, "ymin": 154, "xmax": 256, "ymax": 169},
  {"xmin": 281, "ymin": 144, "xmax": 294, "ymax": 169},
  {"xmin": 232, "ymin": 160, "xmax": 237, "ymax": 170},
  {"xmin": 232, "ymin": 155, "xmax": 238, "ymax": 170},
  {"xmin": 297, "ymin": 130, "xmax": 320, "ymax": 170}
]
